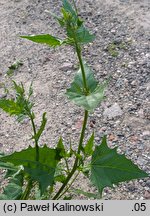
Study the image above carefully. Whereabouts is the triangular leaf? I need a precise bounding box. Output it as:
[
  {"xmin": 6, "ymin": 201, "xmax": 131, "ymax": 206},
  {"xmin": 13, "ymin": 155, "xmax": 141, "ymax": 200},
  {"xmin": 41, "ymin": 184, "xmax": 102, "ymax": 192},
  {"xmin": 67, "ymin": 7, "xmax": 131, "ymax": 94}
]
[
  {"xmin": 91, "ymin": 136, "xmax": 149, "ymax": 194},
  {"xmin": 74, "ymin": 26, "xmax": 95, "ymax": 44},
  {"xmin": 21, "ymin": 34, "xmax": 63, "ymax": 47},
  {"xmin": 66, "ymin": 63, "xmax": 107, "ymax": 112},
  {"xmin": 0, "ymin": 145, "xmax": 61, "ymax": 194},
  {"xmin": 57, "ymin": 137, "xmax": 66, "ymax": 157},
  {"xmin": 84, "ymin": 133, "xmax": 94, "ymax": 156}
]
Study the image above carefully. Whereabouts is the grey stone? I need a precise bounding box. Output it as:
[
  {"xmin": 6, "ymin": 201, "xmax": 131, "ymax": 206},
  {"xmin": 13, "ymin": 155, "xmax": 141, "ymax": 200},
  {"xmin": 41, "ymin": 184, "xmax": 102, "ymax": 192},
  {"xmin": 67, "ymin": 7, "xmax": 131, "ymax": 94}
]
[
  {"xmin": 59, "ymin": 62, "xmax": 73, "ymax": 71},
  {"xmin": 146, "ymin": 180, "xmax": 150, "ymax": 188},
  {"xmin": 103, "ymin": 103, "xmax": 123, "ymax": 119}
]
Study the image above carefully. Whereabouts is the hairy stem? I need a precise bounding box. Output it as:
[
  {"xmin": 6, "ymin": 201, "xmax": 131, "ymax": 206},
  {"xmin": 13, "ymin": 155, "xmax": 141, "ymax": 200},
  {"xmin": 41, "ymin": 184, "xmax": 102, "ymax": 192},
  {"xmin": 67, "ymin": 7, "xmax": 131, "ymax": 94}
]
[{"xmin": 52, "ymin": 110, "xmax": 88, "ymax": 200}]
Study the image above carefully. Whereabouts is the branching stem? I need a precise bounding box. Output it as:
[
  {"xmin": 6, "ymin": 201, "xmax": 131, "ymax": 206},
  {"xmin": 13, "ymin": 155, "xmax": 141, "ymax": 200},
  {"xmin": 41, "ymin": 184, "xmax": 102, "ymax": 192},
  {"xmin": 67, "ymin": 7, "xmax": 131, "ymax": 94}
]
[{"xmin": 52, "ymin": 110, "xmax": 88, "ymax": 200}]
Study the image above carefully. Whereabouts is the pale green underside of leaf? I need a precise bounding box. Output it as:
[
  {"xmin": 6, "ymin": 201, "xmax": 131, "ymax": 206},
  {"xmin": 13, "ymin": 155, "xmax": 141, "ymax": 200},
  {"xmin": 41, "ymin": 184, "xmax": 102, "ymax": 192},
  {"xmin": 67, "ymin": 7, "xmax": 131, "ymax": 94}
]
[
  {"xmin": 0, "ymin": 145, "xmax": 61, "ymax": 194},
  {"xmin": 0, "ymin": 183, "xmax": 22, "ymax": 200},
  {"xmin": 0, "ymin": 172, "xmax": 23, "ymax": 200},
  {"xmin": 66, "ymin": 63, "xmax": 106, "ymax": 112},
  {"xmin": 91, "ymin": 136, "xmax": 149, "ymax": 193},
  {"xmin": 21, "ymin": 34, "xmax": 63, "ymax": 47}
]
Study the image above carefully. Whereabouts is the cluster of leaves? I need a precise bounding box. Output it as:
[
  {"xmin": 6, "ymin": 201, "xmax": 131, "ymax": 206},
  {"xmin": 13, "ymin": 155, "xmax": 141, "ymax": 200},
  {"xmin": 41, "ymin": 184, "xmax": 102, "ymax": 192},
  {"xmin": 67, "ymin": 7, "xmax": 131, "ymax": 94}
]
[
  {"xmin": 21, "ymin": 0, "xmax": 95, "ymax": 47},
  {"xmin": 0, "ymin": 0, "xmax": 149, "ymax": 200}
]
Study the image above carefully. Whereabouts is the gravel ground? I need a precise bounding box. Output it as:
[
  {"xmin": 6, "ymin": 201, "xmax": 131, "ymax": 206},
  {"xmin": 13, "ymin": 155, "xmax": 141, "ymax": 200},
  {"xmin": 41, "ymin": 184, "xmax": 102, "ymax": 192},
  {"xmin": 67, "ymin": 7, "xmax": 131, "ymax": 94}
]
[{"xmin": 0, "ymin": 0, "xmax": 150, "ymax": 199}]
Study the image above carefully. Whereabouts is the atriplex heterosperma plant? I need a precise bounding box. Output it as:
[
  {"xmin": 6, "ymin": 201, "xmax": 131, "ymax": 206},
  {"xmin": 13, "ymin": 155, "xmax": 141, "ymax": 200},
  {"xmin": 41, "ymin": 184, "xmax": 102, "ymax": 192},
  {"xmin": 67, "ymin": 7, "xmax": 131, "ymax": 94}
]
[{"xmin": 0, "ymin": 0, "xmax": 149, "ymax": 200}]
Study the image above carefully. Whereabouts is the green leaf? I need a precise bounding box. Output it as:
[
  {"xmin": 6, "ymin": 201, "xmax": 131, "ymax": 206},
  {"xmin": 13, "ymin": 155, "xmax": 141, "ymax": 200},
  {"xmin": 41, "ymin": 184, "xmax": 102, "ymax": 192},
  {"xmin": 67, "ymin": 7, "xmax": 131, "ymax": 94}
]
[
  {"xmin": 32, "ymin": 112, "xmax": 47, "ymax": 142},
  {"xmin": 63, "ymin": 196, "xmax": 72, "ymax": 200},
  {"xmin": 57, "ymin": 137, "xmax": 66, "ymax": 157},
  {"xmin": 0, "ymin": 145, "xmax": 61, "ymax": 194},
  {"xmin": 91, "ymin": 136, "xmax": 149, "ymax": 194},
  {"xmin": 61, "ymin": 1, "xmax": 95, "ymax": 45},
  {"xmin": 28, "ymin": 82, "xmax": 33, "ymax": 98},
  {"xmin": 63, "ymin": 0, "xmax": 77, "ymax": 19},
  {"xmin": 0, "ymin": 81, "xmax": 33, "ymax": 121},
  {"xmin": 0, "ymin": 99, "xmax": 24, "ymax": 116},
  {"xmin": 66, "ymin": 21, "xmax": 95, "ymax": 44},
  {"xmin": 66, "ymin": 63, "xmax": 107, "ymax": 112},
  {"xmin": 84, "ymin": 133, "xmax": 94, "ymax": 156},
  {"xmin": 76, "ymin": 26, "xmax": 95, "ymax": 44},
  {"xmin": 21, "ymin": 34, "xmax": 63, "ymax": 47},
  {"xmin": 54, "ymin": 174, "xmax": 66, "ymax": 183},
  {"xmin": 73, "ymin": 188, "xmax": 100, "ymax": 199},
  {"xmin": 13, "ymin": 80, "xmax": 25, "ymax": 96},
  {"xmin": 0, "ymin": 183, "xmax": 22, "ymax": 200}
]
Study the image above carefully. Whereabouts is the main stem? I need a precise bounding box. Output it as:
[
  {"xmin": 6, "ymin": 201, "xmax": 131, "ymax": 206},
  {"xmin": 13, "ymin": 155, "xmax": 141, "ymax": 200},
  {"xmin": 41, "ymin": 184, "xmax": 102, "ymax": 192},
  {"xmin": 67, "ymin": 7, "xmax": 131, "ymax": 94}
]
[
  {"xmin": 75, "ymin": 43, "xmax": 88, "ymax": 94},
  {"xmin": 52, "ymin": 41, "xmax": 89, "ymax": 200}
]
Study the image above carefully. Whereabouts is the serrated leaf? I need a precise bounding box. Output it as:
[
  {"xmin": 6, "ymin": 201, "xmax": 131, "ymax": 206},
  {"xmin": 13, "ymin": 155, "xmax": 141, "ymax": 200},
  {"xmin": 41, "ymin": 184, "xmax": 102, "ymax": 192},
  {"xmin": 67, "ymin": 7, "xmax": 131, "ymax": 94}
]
[
  {"xmin": 84, "ymin": 133, "xmax": 94, "ymax": 156},
  {"xmin": 32, "ymin": 112, "xmax": 47, "ymax": 142},
  {"xmin": 0, "ymin": 145, "xmax": 61, "ymax": 194},
  {"xmin": 72, "ymin": 26, "xmax": 95, "ymax": 44},
  {"xmin": 91, "ymin": 136, "xmax": 149, "ymax": 194},
  {"xmin": 21, "ymin": 34, "xmax": 62, "ymax": 47},
  {"xmin": 66, "ymin": 63, "xmax": 106, "ymax": 112},
  {"xmin": 66, "ymin": 23, "xmax": 95, "ymax": 45},
  {"xmin": 0, "ymin": 81, "xmax": 33, "ymax": 121},
  {"xmin": 0, "ymin": 99, "xmax": 24, "ymax": 116}
]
